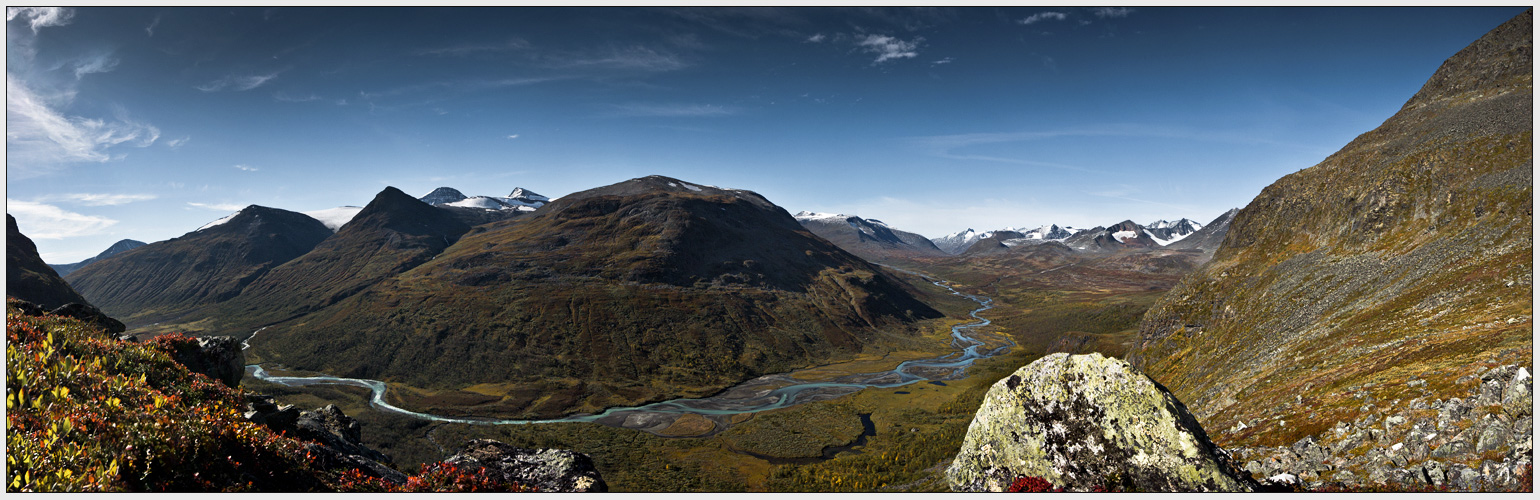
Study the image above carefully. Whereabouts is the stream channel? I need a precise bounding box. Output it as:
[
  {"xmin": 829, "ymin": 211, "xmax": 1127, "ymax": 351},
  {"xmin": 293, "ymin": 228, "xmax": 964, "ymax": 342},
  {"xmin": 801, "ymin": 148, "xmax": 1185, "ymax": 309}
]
[{"xmin": 244, "ymin": 270, "xmax": 1010, "ymax": 437}]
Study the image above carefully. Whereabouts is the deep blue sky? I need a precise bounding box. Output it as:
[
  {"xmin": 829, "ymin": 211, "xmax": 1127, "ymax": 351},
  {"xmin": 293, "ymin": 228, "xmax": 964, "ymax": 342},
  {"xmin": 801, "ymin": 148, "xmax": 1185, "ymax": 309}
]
[{"xmin": 6, "ymin": 6, "xmax": 1527, "ymax": 262}]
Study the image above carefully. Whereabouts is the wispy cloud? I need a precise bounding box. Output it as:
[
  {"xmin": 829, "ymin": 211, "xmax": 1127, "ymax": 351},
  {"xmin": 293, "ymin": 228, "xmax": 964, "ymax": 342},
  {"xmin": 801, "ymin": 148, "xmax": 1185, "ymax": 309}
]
[
  {"xmin": 910, "ymin": 124, "xmax": 1306, "ymax": 174},
  {"xmin": 188, "ymin": 202, "xmax": 245, "ymax": 211},
  {"xmin": 165, "ymin": 136, "xmax": 190, "ymax": 149},
  {"xmin": 413, "ymin": 38, "xmax": 530, "ymax": 57},
  {"xmin": 506, "ymin": 134, "xmax": 519, "ymax": 139},
  {"xmin": 233, "ymin": 164, "xmax": 258, "ymax": 172},
  {"xmin": 35, "ymin": 193, "xmax": 157, "ymax": 206},
  {"xmin": 555, "ymin": 46, "xmax": 687, "ymax": 72},
  {"xmin": 857, "ymin": 34, "xmax": 922, "ymax": 64},
  {"xmin": 611, "ymin": 103, "xmax": 739, "ymax": 118},
  {"xmin": 1093, "ymin": 7, "xmax": 1134, "ymax": 18},
  {"xmin": 806, "ymin": 33, "xmax": 826, "ymax": 43},
  {"xmin": 145, "ymin": 13, "xmax": 160, "ymax": 37},
  {"xmin": 196, "ymin": 71, "xmax": 282, "ymax": 92},
  {"xmin": 70, "ymin": 51, "xmax": 119, "ymax": 79},
  {"xmin": 6, "ymin": 199, "xmax": 117, "ymax": 239},
  {"xmin": 932, "ymin": 57, "xmax": 954, "ymax": 65},
  {"xmin": 6, "ymin": 75, "xmax": 161, "ymax": 176},
  {"xmin": 6, "ymin": 7, "xmax": 74, "ymax": 33},
  {"xmin": 1020, "ymin": 12, "xmax": 1069, "ymax": 25},
  {"xmin": 359, "ymin": 76, "xmax": 561, "ymax": 101},
  {"xmin": 272, "ymin": 91, "xmax": 322, "ymax": 103}
]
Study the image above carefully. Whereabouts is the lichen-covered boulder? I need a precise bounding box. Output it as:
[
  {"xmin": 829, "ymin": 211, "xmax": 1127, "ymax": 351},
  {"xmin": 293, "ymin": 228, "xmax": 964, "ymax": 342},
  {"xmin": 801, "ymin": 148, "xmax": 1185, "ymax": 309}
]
[
  {"xmin": 443, "ymin": 439, "xmax": 606, "ymax": 492},
  {"xmin": 946, "ymin": 353, "xmax": 1256, "ymax": 492}
]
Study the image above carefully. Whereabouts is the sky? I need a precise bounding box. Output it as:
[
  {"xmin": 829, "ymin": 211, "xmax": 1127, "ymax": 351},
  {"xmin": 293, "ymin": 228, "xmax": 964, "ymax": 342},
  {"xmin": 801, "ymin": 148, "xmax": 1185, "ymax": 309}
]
[{"xmin": 6, "ymin": 5, "xmax": 1529, "ymax": 262}]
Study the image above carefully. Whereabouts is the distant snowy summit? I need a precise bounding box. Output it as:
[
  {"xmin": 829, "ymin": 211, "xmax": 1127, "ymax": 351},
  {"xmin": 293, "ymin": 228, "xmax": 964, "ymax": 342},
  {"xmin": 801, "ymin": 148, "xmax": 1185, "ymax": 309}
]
[
  {"xmin": 934, "ymin": 217, "xmax": 1211, "ymax": 255},
  {"xmin": 419, "ymin": 186, "xmax": 548, "ymax": 212},
  {"xmin": 933, "ymin": 224, "xmax": 1082, "ymax": 255}
]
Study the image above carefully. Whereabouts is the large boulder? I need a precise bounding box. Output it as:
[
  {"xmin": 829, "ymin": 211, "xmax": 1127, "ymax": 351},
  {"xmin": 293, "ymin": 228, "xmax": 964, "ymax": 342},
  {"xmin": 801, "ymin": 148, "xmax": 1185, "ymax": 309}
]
[
  {"xmin": 443, "ymin": 439, "xmax": 606, "ymax": 492},
  {"xmin": 161, "ymin": 335, "xmax": 246, "ymax": 388},
  {"xmin": 50, "ymin": 302, "xmax": 126, "ymax": 334},
  {"xmin": 946, "ymin": 353, "xmax": 1256, "ymax": 492}
]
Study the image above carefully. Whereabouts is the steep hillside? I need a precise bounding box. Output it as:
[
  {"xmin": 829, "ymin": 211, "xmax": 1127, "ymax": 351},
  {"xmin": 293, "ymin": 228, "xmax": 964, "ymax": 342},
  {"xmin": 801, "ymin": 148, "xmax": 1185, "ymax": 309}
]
[
  {"xmin": 49, "ymin": 239, "xmax": 148, "ymax": 277},
  {"xmin": 66, "ymin": 206, "xmax": 334, "ymax": 326},
  {"xmin": 251, "ymin": 175, "xmax": 943, "ymax": 418},
  {"xmin": 1164, "ymin": 209, "xmax": 1238, "ymax": 254},
  {"xmin": 7, "ymin": 214, "xmax": 93, "ymax": 309},
  {"xmin": 1126, "ymin": 10, "xmax": 1532, "ymax": 450},
  {"xmin": 794, "ymin": 211, "xmax": 946, "ymax": 261},
  {"xmin": 202, "ymin": 187, "xmax": 472, "ymax": 333}
]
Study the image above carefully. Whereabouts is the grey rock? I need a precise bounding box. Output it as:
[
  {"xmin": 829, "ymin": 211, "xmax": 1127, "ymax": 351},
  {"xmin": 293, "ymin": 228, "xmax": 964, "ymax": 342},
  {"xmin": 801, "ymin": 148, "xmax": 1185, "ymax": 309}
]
[
  {"xmin": 443, "ymin": 439, "xmax": 607, "ymax": 492},
  {"xmin": 1433, "ymin": 439, "xmax": 1472, "ymax": 458},
  {"xmin": 945, "ymin": 353, "xmax": 1255, "ymax": 492},
  {"xmin": 1477, "ymin": 421, "xmax": 1511, "ymax": 453},
  {"xmin": 1422, "ymin": 460, "xmax": 1447, "ymax": 487},
  {"xmin": 1331, "ymin": 470, "xmax": 1359, "ymax": 486},
  {"xmin": 1502, "ymin": 367, "xmax": 1532, "ymax": 417},
  {"xmin": 1477, "ymin": 380, "xmax": 1505, "ymax": 407},
  {"xmin": 1449, "ymin": 464, "xmax": 1483, "ymax": 491},
  {"xmin": 160, "ymin": 335, "xmax": 246, "ymax": 388},
  {"xmin": 1482, "ymin": 365, "xmax": 1519, "ymax": 384}
]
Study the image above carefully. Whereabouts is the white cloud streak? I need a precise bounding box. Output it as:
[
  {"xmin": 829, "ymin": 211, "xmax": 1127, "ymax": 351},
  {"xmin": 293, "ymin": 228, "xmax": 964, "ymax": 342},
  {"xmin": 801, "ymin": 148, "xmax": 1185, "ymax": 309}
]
[
  {"xmin": 165, "ymin": 136, "xmax": 190, "ymax": 148},
  {"xmin": 413, "ymin": 38, "xmax": 530, "ymax": 57},
  {"xmin": 6, "ymin": 75, "xmax": 161, "ymax": 176},
  {"xmin": 145, "ymin": 13, "xmax": 160, "ymax": 37},
  {"xmin": 35, "ymin": 193, "xmax": 157, "ymax": 206},
  {"xmin": 6, "ymin": 7, "xmax": 74, "ymax": 33},
  {"xmin": 1093, "ymin": 7, "xmax": 1134, "ymax": 18},
  {"xmin": 611, "ymin": 103, "xmax": 738, "ymax": 117},
  {"xmin": 1020, "ymin": 12, "xmax": 1069, "ymax": 25},
  {"xmin": 6, "ymin": 199, "xmax": 117, "ymax": 239},
  {"xmin": 555, "ymin": 46, "xmax": 687, "ymax": 72},
  {"xmin": 233, "ymin": 164, "xmax": 258, "ymax": 172},
  {"xmin": 187, "ymin": 202, "xmax": 245, "ymax": 211},
  {"xmin": 71, "ymin": 52, "xmax": 120, "ymax": 79},
  {"xmin": 196, "ymin": 71, "xmax": 282, "ymax": 92},
  {"xmin": 857, "ymin": 34, "xmax": 921, "ymax": 64}
]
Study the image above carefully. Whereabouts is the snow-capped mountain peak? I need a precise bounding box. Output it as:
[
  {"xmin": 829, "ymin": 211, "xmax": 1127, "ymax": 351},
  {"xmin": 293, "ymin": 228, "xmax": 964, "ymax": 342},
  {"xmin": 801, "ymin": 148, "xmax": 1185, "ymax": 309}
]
[{"xmin": 419, "ymin": 186, "xmax": 548, "ymax": 212}]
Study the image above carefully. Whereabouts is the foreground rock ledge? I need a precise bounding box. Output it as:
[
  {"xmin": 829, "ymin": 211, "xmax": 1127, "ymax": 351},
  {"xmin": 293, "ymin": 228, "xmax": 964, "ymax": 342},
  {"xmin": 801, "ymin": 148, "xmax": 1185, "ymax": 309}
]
[{"xmin": 946, "ymin": 353, "xmax": 1255, "ymax": 492}]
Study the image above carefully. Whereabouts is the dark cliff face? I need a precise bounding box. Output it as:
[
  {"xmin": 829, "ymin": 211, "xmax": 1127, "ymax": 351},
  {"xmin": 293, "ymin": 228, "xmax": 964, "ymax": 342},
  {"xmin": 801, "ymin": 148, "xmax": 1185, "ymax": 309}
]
[
  {"xmin": 7, "ymin": 214, "xmax": 93, "ymax": 309},
  {"xmin": 1126, "ymin": 10, "xmax": 1532, "ymax": 445},
  {"xmin": 65, "ymin": 205, "xmax": 334, "ymax": 326},
  {"xmin": 249, "ymin": 175, "xmax": 944, "ymax": 419}
]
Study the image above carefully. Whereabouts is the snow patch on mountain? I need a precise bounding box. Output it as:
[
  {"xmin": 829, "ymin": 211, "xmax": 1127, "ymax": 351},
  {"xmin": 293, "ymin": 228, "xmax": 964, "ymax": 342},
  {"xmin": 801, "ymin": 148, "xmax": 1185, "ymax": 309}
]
[
  {"xmin": 196, "ymin": 209, "xmax": 244, "ymax": 232},
  {"xmin": 302, "ymin": 206, "xmax": 365, "ymax": 232},
  {"xmin": 420, "ymin": 186, "xmax": 547, "ymax": 212}
]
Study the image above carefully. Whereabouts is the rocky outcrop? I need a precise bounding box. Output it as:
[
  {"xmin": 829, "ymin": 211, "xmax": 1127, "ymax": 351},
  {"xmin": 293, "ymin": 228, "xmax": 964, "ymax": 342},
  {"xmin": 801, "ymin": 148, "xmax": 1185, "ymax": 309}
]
[
  {"xmin": 49, "ymin": 302, "xmax": 126, "ymax": 334},
  {"xmin": 946, "ymin": 353, "xmax": 1256, "ymax": 492},
  {"xmin": 7, "ymin": 214, "xmax": 94, "ymax": 310},
  {"xmin": 161, "ymin": 336, "xmax": 245, "ymax": 388},
  {"xmin": 443, "ymin": 439, "xmax": 607, "ymax": 492},
  {"xmin": 1232, "ymin": 365, "xmax": 1532, "ymax": 492},
  {"xmin": 6, "ymin": 298, "xmax": 126, "ymax": 335},
  {"xmin": 243, "ymin": 396, "xmax": 408, "ymax": 484}
]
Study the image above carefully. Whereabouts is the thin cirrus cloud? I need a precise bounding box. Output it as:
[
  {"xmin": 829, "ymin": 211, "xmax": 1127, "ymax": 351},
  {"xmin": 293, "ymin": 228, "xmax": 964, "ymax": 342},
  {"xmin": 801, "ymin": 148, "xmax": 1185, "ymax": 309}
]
[
  {"xmin": 6, "ymin": 75, "xmax": 160, "ymax": 176},
  {"xmin": 70, "ymin": 51, "xmax": 120, "ymax": 79},
  {"xmin": 553, "ymin": 45, "xmax": 688, "ymax": 72},
  {"xmin": 1020, "ymin": 12, "xmax": 1069, "ymax": 25},
  {"xmin": 611, "ymin": 102, "xmax": 739, "ymax": 117},
  {"xmin": 196, "ymin": 71, "xmax": 282, "ymax": 92},
  {"xmin": 412, "ymin": 37, "xmax": 530, "ymax": 57},
  {"xmin": 6, "ymin": 199, "xmax": 118, "ymax": 239},
  {"xmin": 187, "ymin": 202, "xmax": 245, "ymax": 211},
  {"xmin": 856, "ymin": 34, "xmax": 922, "ymax": 64},
  {"xmin": 1093, "ymin": 7, "xmax": 1135, "ymax": 18},
  {"xmin": 233, "ymin": 164, "xmax": 258, "ymax": 172},
  {"xmin": 35, "ymin": 193, "xmax": 157, "ymax": 206}
]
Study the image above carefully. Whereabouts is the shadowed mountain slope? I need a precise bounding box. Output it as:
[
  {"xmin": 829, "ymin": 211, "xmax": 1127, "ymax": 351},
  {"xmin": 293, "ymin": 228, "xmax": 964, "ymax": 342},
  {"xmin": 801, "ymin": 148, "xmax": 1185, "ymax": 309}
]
[
  {"xmin": 250, "ymin": 175, "xmax": 943, "ymax": 418},
  {"xmin": 794, "ymin": 212, "xmax": 946, "ymax": 262},
  {"xmin": 7, "ymin": 214, "xmax": 93, "ymax": 309},
  {"xmin": 203, "ymin": 187, "xmax": 472, "ymax": 332},
  {"xmin": 1126, "ymin": 10, "xmax": 1532, "ymax": 447},
  {"xmin": 66, "ymin": 206, "xmax": 334, "ymax": 326}
]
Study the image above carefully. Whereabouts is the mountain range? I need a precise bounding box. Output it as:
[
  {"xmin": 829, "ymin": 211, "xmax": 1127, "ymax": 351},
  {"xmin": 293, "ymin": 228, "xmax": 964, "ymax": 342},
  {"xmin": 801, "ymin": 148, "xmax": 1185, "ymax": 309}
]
[
  {"xmin": 793, "ymin": 211, "xmax": 946, "ymax": 261},
  {"xmin": 56, "ymin": 175, "xmax": 943, "ymax": 418}
]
